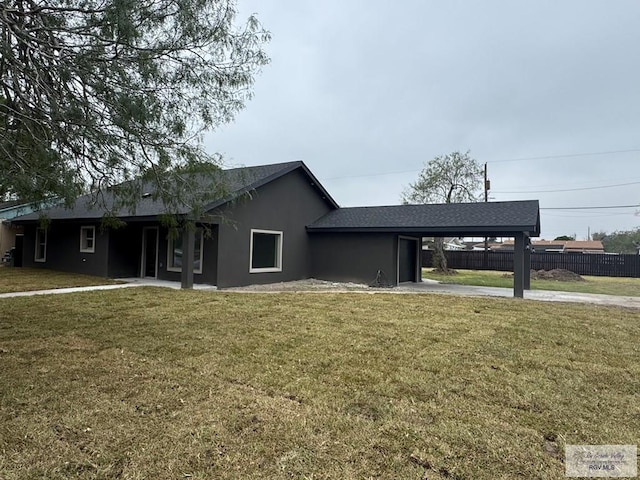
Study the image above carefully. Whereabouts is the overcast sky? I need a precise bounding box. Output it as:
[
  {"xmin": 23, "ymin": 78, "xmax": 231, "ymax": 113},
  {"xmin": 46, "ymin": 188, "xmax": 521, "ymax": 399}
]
[{"xmin": 206, "ymin": 0, "xmax": 640, "ymax": 240}]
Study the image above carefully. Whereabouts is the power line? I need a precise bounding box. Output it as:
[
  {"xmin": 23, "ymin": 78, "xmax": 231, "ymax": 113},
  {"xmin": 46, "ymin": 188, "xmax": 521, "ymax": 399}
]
[
  {"xmin": 540, "ymin": 204, "xmax": 639, "ymax": 210},
  {"xmin": 488, "ymin": 148, "xmax": 640, "ymax": 164},
  {"xmin": 543, "ymin": 212, "xmax": 633, "ymax": 218},
  {"xmin": 500, "ymin": 175, "xmax": 640, "ymax": 190},
  {"xmin": 324, "ymin": 169, "xmax": 418, "ymax": 181},
  {"xmin": 494, "ymin": 180, "xmax": 640, "ymax": 194},
  {"xmin": 322, "ymin": 147, "xmax": 640, "ymax": 181}
]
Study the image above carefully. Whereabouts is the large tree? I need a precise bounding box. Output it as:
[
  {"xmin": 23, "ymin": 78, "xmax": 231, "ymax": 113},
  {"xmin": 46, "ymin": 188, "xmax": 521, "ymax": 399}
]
[
  {"xmin": 402, "ymin": 150, "xmax": 483, "ymax": 272},
  {"xmin": 554, "ymin": 235, "xmax": 575, "ymax": 241},
  {"xmin": 0, "ymin": 0, "xmax": 270, "ymax": 216},
  {"xmin": 592, "ymin": 228, "xmax": 640, "ymax": 254}
]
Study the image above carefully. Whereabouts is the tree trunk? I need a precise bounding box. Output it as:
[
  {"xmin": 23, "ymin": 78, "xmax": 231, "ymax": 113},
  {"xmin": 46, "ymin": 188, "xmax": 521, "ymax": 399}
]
[{"xmin": 432, "ymin": 237, "xmax": 449, "ymax": 272}]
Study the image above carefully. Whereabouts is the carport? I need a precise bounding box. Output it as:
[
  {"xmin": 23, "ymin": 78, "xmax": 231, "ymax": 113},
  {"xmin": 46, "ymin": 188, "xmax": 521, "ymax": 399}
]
[{"xmin": 307, "ymin": 200, "xmax": 541, "ymax": 298}]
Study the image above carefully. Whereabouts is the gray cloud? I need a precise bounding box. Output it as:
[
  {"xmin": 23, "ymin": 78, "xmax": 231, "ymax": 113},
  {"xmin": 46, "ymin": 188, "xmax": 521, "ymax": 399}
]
[{"xmin": 206, "ymin": 0, "xmax": 640, "ymax": 239}]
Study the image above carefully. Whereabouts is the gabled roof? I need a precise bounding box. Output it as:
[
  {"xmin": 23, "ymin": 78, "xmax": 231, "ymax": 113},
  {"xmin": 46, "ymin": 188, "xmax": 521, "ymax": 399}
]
[
  {"xmin": 499, "ymin": 239, "xmax": 604, "ymax": 251},
  {"xmin": 307, "ymin": 200, "xmax": 540, "ymax": 236},
  {"xmin": 564, "ymin": 240, "xmax": 604, "ymax": 251},
  {"xmin": 0, "ymin": 200, "xmax": 43, "ymax": 220},
  {"xmin": 0, "ymin": 200, "xmax": 27, "ymax": 212},
  {"xmin": 13, "ymin": 161, "xmax": 338, "ymax": 222}
]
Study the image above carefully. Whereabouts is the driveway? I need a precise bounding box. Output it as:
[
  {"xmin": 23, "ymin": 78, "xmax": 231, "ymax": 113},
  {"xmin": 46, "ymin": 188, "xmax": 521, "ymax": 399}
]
[{"xmin": 397, "ymin": 280, "xmax": 640, "ymax": 309}]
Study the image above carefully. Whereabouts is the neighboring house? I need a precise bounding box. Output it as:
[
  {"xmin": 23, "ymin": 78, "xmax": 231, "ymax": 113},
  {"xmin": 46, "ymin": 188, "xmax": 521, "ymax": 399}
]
[
  {"xmin": 470, "ymin": 242, "xmax": 503, "ymax": 251},
  {"xmin": 467, "ymin": 242, "xmax": 504, "ymax": 252},
  {"xmin": 497, "ymin": 239, "xmax": 604, "ymax": 253},
  {"xmin": 496, "ymin": 239, "xmax": 565, "ymax": 253},
  {"xmin": 563, "ymin": 240, "xmax": 605, "ymax": 254},
  {"xmin": 421, "ymin": 237, "xmax": 466, "ymax": 251},
  {"xmin": 12, "ymin": 161, "xmax": 541, "ymax": 294},
  {"xmin": 444, "ymin": 238, "xmax": 466, "ymax": 250},
  {"xmin": 1, "ymin": 199, "xmax": 63, "ymax": 263},
  {"xmin": 0, "ymin": 200, "xmax": 35, "ymax": 263}
]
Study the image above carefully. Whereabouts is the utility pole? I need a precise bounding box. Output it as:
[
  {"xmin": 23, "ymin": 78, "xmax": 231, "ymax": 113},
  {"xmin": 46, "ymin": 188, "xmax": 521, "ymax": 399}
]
[
  {"xmin": 484, "ymin": 162, "xmax": 490, "ymax": 203},
  {"xmin": 483, "ymin": 163, "xmax": 490, "ymax": 266}
]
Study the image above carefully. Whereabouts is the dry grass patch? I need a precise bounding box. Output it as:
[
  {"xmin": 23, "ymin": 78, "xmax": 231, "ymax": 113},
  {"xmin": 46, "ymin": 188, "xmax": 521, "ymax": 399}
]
[
  {"xmin": 0, "ymin": 289, "xmax": 638, "ymax": 479},
  {"xmin": 0, "ymin": 267, "xmax": 119, "ymax": 293}
]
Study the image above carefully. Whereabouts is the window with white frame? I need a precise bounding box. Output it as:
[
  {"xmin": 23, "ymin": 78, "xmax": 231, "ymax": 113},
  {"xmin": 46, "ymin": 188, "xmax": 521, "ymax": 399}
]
[
  {"xmin": 249, "ymin": 229, "xmax": 283, "ymax": 273},
  {"xmin": 34, "ymin": 227, "xmax": 47, "ymax": 262},
  {"xmin": 80, "ymin": 226, "xmax": 96, "ymax": 253},
  {"xmin": 167, "ymin": 228, "xmax": 203, "ymax": 274}
]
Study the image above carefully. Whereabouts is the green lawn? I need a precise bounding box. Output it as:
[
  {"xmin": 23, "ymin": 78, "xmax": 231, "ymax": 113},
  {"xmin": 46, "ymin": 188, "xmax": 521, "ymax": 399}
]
[
  {"xmin": 423, "ymin": 268, "xmax": 640, "ymax": 297},
  {"xmin": 1, "ymin": 288, "xmax": 638, "ymax": 479},
  {"xmin": 0, "ymin": 267, "xmax": 119, "ymax": 293}
]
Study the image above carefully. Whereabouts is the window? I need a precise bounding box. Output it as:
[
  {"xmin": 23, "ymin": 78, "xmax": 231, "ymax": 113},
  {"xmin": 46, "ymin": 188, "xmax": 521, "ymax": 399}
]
[
  {"xmin": 80, "ymin": 226, "xmax": 95, "ymax": 253},
  {"xmin": 167, "ymin": 229, "xmax": 203, "ymax": 274},
  {"xmin": 34, "ymin": 227, "xmax": 47, "ymax": 262},
  {"xmin": 250, "ymin": 229, "xmax": 283, "ymax": 273}
]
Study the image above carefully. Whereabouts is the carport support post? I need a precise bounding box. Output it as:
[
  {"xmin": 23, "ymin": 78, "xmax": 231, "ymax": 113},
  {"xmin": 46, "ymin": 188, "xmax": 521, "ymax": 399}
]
[
  {"xmin": 181, "ymin": 227, "xmax": 195, "ymax": 289},
  {"xmin": 513, "ymin": 233, "xmax": 525, "ymax": 298},
  {"xmin": 524, "ymin": 237, "xmax": 531, "ymax": 290}
]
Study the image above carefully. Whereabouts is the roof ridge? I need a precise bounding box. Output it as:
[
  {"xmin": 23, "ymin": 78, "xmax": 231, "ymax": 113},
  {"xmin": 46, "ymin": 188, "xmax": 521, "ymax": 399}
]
[
  {"xmin": 221, "ymin": 160, "xmax": 303, "ymax": 173},
  {"xmin": 335, "ymin": 199, "xmax": 539, "ymax": 209}
]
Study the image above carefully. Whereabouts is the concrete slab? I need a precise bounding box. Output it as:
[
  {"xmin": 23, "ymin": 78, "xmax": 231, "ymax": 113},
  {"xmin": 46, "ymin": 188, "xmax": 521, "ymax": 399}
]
[
  {"xmin": 116, "ymin": 278, "xmax": 218, "ymax": 291},
  {"xmin": 396, "ymin": 280, "xmax": 640, "ymax": 309}
]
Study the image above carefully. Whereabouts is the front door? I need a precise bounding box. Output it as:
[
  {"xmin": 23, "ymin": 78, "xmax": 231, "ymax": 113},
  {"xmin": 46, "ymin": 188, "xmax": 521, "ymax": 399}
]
[
  {"xmin": 13, "ymin": 234, "xmax": 23, "ymax": 267},
  {"xmin": 398, "ymin": 236, "xmax": 419, "ymax": 283},
  {"xmin": 141, "ymin": 227, "xmax": 158, "ymax": 278}
]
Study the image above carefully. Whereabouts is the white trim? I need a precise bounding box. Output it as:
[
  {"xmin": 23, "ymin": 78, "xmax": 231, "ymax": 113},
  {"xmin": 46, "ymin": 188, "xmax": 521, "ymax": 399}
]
[
  {"xmin": 397, "ymin": 235, "xmax": 420, "ymax": 284},
  {"xmin": 79, "ymin": 225, "xmax": 96, "ymax": 253},
  {"xmin": 140, "ymin": 226, "xmax": 159, "ymax": 278},
  {"xmin": 249, "ymin": 229, "xmax": 283, "ymax": 273},
  {"xmin": 166, "ymin": 229, "xmax": 204, "ymax": 274},
  {"xmin": 34, "ymin": 227, "xmax": 47, "ymax": 263}
]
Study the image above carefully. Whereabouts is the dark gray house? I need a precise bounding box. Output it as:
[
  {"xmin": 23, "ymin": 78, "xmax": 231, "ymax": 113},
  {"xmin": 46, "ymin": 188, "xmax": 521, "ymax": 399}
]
[{"xmin": 12, "ymin": 161, "xmax": 541, "ymax": 296}]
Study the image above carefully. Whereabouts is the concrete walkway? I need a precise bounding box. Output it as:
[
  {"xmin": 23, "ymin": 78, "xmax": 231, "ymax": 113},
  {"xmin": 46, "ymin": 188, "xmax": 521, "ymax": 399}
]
[
  {"xmin": 0, "ymin": 277, "xmax": 638, "ymax": 309},
  {"xmin": 0, "ymin": 282, "xmax": 141, "ymax": 299},
  {"xmin": 0, "ymin": 278, "xmax": 216, "ymax": 299}
]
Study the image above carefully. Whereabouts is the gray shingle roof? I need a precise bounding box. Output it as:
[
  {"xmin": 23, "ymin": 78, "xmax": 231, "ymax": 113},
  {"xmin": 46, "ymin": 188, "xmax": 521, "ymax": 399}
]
[
  {"xmin": 307, "ymin": 200, "xmax": 540, "ymax": 236},
  {"xmin": 0, "ymin": 200, "xmax": 27, "ymax": 211},
  {"xmin": 13, "ymin": 161, "xmax": 338, "ymax": 222}
]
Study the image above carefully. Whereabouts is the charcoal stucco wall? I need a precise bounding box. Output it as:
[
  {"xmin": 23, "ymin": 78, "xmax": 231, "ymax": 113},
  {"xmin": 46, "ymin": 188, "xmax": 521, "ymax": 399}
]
[
  {"xmin": 21, "ymin": 222, "xmax": 109, "ymax": 276},
  {"xmin": 215, "ymin": 168, "xmax": 334, "ymax": 288},
  {"xmin": 309, "ymin": 232, "xmax": 398, "ymax": 285},
  {"xmin": 21, "ymin": 221, "xmax": 219, "ymax": 283}
]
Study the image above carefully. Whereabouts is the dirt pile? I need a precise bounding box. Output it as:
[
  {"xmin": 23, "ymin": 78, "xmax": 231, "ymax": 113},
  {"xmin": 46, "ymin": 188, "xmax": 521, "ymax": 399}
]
[
  {"xmin": 503, "ymin": 269, "xmax": 585, "ymax": 281},
  {"xmin": 531, "ymin": 269, "xmax": 585, "ymax": 281}
]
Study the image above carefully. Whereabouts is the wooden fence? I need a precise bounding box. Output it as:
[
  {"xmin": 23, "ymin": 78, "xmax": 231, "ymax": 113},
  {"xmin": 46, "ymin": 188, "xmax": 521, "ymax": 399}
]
[{"xmin": 421, "ymin": 250, "xmax": 640, "ymax": 278}]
